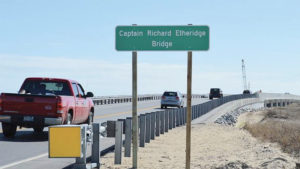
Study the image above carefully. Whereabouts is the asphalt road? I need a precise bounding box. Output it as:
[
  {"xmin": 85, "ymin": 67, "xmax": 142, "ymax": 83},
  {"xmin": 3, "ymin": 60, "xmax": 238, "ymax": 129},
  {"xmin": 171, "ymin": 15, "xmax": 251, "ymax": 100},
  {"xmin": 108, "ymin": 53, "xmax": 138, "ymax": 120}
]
[{"xmin": 0, "ymin": 98, "xmax": 208, "ymax": 169}]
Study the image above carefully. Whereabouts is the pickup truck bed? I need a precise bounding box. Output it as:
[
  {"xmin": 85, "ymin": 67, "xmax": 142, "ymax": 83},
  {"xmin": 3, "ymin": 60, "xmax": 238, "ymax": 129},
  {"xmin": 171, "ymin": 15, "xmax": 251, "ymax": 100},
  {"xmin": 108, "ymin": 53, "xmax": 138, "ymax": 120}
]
[{"xmin": 0, "ymin": 93, "xmax": 63, "ymax": 127}]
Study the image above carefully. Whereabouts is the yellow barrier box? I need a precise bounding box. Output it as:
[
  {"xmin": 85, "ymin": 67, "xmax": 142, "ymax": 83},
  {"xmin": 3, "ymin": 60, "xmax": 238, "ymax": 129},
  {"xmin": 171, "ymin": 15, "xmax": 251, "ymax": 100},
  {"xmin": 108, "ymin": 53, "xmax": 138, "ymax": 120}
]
[{"xmin": 49, "ymin": 125, "xmax": 82, "ymax": 158}]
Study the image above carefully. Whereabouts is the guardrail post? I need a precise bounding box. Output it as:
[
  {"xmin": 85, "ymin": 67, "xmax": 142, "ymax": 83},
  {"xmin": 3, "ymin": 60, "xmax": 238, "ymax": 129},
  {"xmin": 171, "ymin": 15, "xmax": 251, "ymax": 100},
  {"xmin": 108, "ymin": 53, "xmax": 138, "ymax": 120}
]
[
  {"xmin": 191, "ymin": 106, "xmax": 194, "ymax": 120},
  {"xmin": 160, "ymin": 111, "xmax": 165, "ymax": 134},
  {"xmin": 169, "ymin": 110, "xmax": 173, "ymax": 129},
  {"xmin": 195, "ymin": 106, "xmax": 197, "ymax": 120},
  {"xmin": 75, "ymin": 126, "xmax": 87, "ymax": 168},
  {"xmin": 179, "ymin": 109, "xmax": 182, "ymax": 126},
  {"xmin": 183, "ymin": 108, "xmax": 187, "ymax": 124},
  {"xmin": 145, "ymin": 113, "xmax": 151, "ymax": 143},
  {"xmin": 173, "ymin": 109, "xmax": 176, "ymax": 128},
  {"xmin": 195, "ymin": 106, "xmax": 197, "ymax": 119},
  {"xmin": 156, "ymin": 111, "xmax": 160, "ymax": 136},
  {"xmin": 165, "ymin": 110, "xmax": 169, "ymax": 132},
  {"xmin": 176, "ymin": 109, "xmax": 179, "ymax": 126},
  {"xmin": 91, "ymin": 123, "xmax": 100, "ymax": 168},
  {"xmin": 273, "ymin": 101, "xmax": 277, "ymax": 107},
  {"xmin": 199, "ymin": 104, "xmax": 202, "ymax": 116},
  {"xmin": 180, "ymin": 108, "xmax": 184, "ymax": 125},
  {"xmin": 151, "ymin": 112, "xmax": 155, "ymax": 140},
  {"xmin": 118, "ymin": 119, "xmax": 126, "ymax": 134},
  {"xmin": 115, "ymin": 121, "xmax": 123, "ymax": 164},
  {"xmin": 125, "ymin": 117, "xmax": 132, "ymax": 157},
  {"xmin": 195, "ymin": 105, "xmax": 198, "ymax": 118},
  {"xmin": 139, "ymin": 114, "xmax": 146, "ymax": 147},
  {"xmin": 107, "ymin": 121, "xmax": 116, "ymax": 137},
  {"xmin": 199, "ymin": 105, "xmax": 202, "ymax": 117}
]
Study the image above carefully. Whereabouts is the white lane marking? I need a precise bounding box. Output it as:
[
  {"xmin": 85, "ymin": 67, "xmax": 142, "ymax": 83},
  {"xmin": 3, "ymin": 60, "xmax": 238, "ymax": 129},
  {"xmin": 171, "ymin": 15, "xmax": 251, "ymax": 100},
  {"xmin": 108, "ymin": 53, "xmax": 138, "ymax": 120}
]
[{"xmin": 0, "ymin": 153, "xmax": 48, "ymax": 169}]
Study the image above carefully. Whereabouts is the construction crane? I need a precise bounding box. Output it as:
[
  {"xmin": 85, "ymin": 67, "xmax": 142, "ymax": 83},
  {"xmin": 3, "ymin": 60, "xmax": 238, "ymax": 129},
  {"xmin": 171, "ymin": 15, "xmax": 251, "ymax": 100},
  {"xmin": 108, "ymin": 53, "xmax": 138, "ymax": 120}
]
[{"xmin": 241, "ymin": 59, "xmax": 248, "ymax": 90}]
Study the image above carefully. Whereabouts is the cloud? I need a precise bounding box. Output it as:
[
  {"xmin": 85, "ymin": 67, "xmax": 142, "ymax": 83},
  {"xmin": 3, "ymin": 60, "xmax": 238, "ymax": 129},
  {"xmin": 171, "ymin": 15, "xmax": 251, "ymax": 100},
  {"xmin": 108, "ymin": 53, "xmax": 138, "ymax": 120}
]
[{"xmin": 0, "ymin": 54, "xmax": 299, "ymax": 96}]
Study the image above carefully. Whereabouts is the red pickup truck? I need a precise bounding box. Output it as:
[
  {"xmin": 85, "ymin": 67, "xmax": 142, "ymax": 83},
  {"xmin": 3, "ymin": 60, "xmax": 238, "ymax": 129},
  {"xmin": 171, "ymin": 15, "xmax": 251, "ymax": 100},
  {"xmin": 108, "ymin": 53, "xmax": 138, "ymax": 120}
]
[{"xmin": 0, "ymin": 77, "xmax": 95, "ymax": 138}]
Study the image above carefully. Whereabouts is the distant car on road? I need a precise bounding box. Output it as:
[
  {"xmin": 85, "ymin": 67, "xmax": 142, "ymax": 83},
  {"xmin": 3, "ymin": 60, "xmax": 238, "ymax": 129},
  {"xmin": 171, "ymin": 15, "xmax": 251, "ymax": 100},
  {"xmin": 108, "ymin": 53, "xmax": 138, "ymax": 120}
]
[
  {"xmin": 243, "ymin": 90, "xmax": 251, "ymax": 94},
  {"xmin": 200, "ymin": 95, "xmax": 208, "ymax": 98},
  {"xmin": 209, "ymin": 88, "xmax": 223, "ymax": 100},
  {"xmin": 0, "ymin": 77, "xmax": 95, "ymax": 138},
  {"xmin": 161, "ymin": 91, "xmax": 184, "ymax": 109}
]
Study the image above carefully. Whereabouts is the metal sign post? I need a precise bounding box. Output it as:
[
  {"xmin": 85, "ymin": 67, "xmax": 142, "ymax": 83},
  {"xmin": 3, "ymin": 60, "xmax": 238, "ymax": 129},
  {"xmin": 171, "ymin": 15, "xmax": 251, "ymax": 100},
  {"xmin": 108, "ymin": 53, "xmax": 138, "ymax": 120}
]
[
  {"xmin": 186, "ymin": 51, "xmax": 192, "ymax": 169},
  {"xmin": 132, "ymin": 50, "xmax": 138, "ymax": 168}
]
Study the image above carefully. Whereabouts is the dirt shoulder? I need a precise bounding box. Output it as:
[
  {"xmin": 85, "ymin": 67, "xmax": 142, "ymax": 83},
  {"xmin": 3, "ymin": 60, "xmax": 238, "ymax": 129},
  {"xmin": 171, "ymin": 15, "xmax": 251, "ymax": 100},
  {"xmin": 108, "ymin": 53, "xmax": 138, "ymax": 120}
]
[{"xmin": 100, "ymin": 123, "xmax": 297, "ymax": 169}]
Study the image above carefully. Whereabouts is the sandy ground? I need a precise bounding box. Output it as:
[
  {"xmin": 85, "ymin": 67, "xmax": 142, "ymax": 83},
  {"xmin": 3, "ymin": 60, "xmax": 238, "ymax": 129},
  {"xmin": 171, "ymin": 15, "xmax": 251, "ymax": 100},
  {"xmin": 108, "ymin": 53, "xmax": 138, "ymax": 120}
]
[{"xmin": 100, "ymin": 122, "xmax": 298, "ymax": 169}]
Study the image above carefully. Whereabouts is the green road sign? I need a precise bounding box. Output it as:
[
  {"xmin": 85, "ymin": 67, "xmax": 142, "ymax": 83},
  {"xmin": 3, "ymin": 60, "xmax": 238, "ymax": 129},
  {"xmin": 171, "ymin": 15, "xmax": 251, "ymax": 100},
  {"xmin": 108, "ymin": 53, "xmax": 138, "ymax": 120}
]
[{"xmin": 116, "ymin": 25, "xmax": 209, "ymax": 51}]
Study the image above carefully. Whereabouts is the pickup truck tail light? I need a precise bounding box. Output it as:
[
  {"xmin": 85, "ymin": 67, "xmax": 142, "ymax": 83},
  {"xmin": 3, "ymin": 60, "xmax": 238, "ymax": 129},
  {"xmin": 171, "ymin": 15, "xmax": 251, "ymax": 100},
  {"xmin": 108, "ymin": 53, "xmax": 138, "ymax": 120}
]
[
  {"xmin": 162, "ymin": 96, "xmax": 166, "ymax": 100},
  {"xmin": 56, "ymin": 97, "xmax": 63, "ymax": 114},
  {"xmin": 176, "ymin": 96, "xmax": 179, "ymax": 100},
  {"xmin": 0, "ymin": 93, "xmax": 4, "ymax": 112},
  {"xmin": 0, "ymin": 97, "xmax": 2, "ymax": 112}
]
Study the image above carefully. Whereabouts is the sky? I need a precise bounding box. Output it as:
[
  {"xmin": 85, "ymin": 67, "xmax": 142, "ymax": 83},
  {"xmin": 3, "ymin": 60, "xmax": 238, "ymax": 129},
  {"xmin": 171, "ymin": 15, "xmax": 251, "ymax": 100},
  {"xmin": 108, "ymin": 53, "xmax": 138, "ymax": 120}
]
[{"xmin": 0, "ymin": 0, "xmax": 300, "ymax": 96}]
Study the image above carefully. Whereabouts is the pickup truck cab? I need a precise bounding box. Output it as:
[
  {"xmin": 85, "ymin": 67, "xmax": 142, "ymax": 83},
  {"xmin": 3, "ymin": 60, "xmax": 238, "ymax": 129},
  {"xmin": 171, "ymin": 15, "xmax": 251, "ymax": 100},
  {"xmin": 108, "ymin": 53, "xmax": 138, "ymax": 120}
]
[{"xmin": 0, "ymin": 77, "xmax": 94, "ymax": 138}]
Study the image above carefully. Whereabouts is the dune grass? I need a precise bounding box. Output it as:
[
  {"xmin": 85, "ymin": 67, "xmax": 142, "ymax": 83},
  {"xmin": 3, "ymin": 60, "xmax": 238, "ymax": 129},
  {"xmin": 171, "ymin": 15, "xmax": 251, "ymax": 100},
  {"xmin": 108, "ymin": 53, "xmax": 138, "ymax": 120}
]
[{"xmin": 244, "ymin": 103, "xmax": 300, "ymax": 157}]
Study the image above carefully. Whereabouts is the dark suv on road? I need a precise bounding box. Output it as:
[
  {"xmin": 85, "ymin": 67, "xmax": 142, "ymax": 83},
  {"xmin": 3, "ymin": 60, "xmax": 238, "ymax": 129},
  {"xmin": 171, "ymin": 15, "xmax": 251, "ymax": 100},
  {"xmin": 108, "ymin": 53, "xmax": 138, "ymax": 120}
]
[
  {"xmin": 243, "ymin": 90, "xmax": 251, "ymax": 94},
  {"xmin": 209, "ymin": 88, "xmax": 223, "ymax": 100}
]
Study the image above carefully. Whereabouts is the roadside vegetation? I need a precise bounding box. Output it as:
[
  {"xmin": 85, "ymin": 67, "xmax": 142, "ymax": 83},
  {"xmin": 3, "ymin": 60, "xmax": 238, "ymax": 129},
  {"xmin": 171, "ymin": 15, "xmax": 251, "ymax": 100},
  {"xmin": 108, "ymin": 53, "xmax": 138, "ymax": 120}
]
[{"xmin": 243, "ymin": 103, "xmax": 300, "ymax": 157}]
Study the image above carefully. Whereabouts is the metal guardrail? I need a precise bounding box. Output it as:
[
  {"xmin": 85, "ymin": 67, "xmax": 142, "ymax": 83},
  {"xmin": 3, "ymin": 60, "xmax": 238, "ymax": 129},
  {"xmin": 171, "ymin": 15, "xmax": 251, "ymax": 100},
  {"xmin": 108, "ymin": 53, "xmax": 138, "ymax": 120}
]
[
  {"xmin": 48, "ymin": 93, "xmax": 257, "ymax": 168},
  {"xmin": 92, "ymin": 94, "xmax": 206, "ymax": 105},
  {"xmin": 106, "ymin": 93, "xmax": 257, "ymax": 164}
]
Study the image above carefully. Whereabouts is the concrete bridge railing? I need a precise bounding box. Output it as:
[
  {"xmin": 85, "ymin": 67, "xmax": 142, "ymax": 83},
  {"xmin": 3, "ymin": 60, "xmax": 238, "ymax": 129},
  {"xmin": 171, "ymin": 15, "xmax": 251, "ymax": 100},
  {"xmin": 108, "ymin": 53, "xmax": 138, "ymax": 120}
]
[
  {"xmin": 264, "ymin": 99, "xmax": 300, "ymax": 108},
  {"xmin": 92, "ymin": 94, "xmax": 206, "ymax": 106}
]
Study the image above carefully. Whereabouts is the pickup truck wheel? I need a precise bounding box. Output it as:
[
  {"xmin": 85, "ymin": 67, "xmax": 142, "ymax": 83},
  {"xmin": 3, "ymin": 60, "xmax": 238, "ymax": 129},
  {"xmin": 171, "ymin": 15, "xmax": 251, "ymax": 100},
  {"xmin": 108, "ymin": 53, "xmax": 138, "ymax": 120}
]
[
  {"xmin": 87, "ymin": 112, "xmax": 94, "ymax": 125},
  {"xmin": 33, "ymin": 126, "xmax": 44, "ymax": 133},
  {"xmin": 2, "ymin": 123, "xmax": 17, "ymax": 138}
]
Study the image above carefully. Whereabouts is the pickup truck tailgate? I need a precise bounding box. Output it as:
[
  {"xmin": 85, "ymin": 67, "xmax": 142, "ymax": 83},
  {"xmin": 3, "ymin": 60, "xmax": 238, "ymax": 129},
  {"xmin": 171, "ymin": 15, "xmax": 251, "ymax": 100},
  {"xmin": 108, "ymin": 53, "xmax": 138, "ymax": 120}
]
[{"xmin": 1, "ymin": 94, "xmax": 58, "ymax": 117}]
